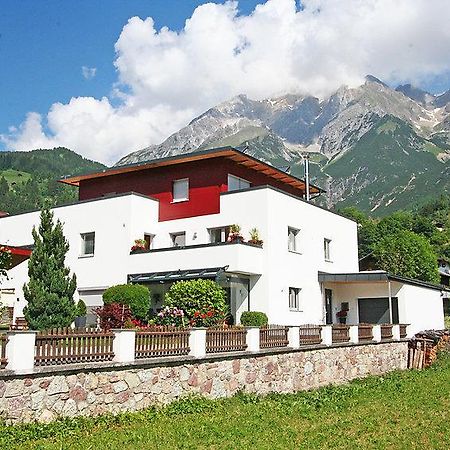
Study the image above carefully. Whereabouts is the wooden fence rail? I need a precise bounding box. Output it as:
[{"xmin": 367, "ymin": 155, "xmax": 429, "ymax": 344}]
[
  {"xmin": 206, "ymin": 326, "xmax": 247, "ymax": 353},
  {"xmin": 135, "ymin": 326, "xmax": 190, "ymax": 358},
  {"xmin": 35, "ymin": 328, "xmax": 114, "ymax": 366},
  {"xmin": 380, "ymin": 324, "xmax": 393, "ymax": 340},
  {"xmin": 332, "ymin": 324, "xmax": 350, "ymax": 343},
  {"xmin": 358, "ymin": 324, "xmax": 373, "ymax": 342},
  {"xmin": 260, "ymin": 325, "xmax": 289, "ymax": 349},
  {"xmin": 0, "ymin": 334, "xmax": 7, "ymax": 368},
  {"xmin": 399, "ymin": 324, "xmax": 408, "ymax": 339},
  {"xmin": 299, "ymin": 325, "xmax": 322, "ymax": 346}
]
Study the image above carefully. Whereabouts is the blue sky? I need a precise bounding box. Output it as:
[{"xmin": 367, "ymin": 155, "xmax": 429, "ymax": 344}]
[{"xmin": 1, "ymin": 0, "xmax": 450, "ymax": 164}]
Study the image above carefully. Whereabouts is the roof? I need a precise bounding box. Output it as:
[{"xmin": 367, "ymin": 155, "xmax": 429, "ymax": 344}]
[
  {"xmin": 59, "ymin": 146, "xmax": 324, "ymax": 196},
  {"xmin": 0, "ymin": 244, "xmax": 33, "ymax": 256},
  {"xmin": 318, "ymin": 271, "xmax": 449, "ymax": 292},
  {"xmin": 0, "ymin": 211, "xmax": 8, "ymax": 218},
  {"xmin": 128, "ymin": 266, "xmax": 227, "ymax": 284}
]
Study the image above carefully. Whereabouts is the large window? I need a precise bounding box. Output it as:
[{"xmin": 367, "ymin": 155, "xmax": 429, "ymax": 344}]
[
  {"xmin": 209, "ymin": 226, "xmax": 230, "ymax": 243},
  {"xmin": 172, "ymin": 178, "xmax": 189, "ymax": 202},
  {"xmin": 289, "ymin": 287, "xmax": 301, "ymax": 311},
  {"xmin": 288, "ymin": 227, "xmax": 300, "ymax": 252},
  {"xmin": 80, "ymin": 232, "xmax": 95, "ymax": 256},
  {"xmin": 171, "ymin": 232, "xmax": 186, "ymax": 247},
  {"xmin": 324, "ymin": 238, "xmax": 332, "ymax": 261},
  {"xmin": 228, "ymin": 174, "xmax": 250, "ymax": 192}
]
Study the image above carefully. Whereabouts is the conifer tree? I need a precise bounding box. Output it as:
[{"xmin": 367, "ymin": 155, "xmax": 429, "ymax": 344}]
[{"xmin": 23, "ymin": 206, "xmax": 77, "ymax": 330}]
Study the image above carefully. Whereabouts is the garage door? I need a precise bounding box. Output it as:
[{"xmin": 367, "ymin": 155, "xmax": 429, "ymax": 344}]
[{"xmin": 358, "ymin": 297, "xmax": 399, "ymax": 324}]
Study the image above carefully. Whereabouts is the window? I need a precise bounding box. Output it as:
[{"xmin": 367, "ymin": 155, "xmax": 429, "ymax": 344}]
[
  {"xmin": 324, "ymin": 238, "xmax": 332, "ymax": 261},
  {"xmin": 288, "ymin": 227, "xmax": 300, "ymax": 252},
  {"xmin": 80, "ymin": 232, "xmax": 95, "ymax": 256},
  {"xmin": 172, "ymin": 178, "xmax": 189, "ymax": 202},
  {"xmin": 289, "ymin": 287, "xmax": 301, "ymax": 311},
  {"xmin": 209, "ymin": 226, "xmax": 230, "ymax": 243},
  {"xmin": 171, "ymin": 232, "xmax": 186, "ymax": 247},
  {"xmin": 228, "ymin": 174, "xmax": 250, "ymax": 192},
  {"xmin": 144, "ymin": 234, "xmax": 154, "ymax": 249}
]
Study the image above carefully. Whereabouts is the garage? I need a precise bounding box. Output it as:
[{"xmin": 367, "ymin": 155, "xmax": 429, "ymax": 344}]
[{"xmin": 358, "ymin": 297, "xmax": 399, "ymax": 324}]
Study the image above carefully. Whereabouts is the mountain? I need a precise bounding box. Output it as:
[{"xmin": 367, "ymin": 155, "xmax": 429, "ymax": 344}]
[
  {"xmin": 0, "ymin": 147, "xmax": 105, "ymax": 215},
  {"xmin": 117, "ymin": 76, "xmax": 450, "ymax": 215}
]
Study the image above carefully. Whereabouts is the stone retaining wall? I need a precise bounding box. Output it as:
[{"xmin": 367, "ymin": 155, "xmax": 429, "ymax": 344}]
[{"xmin": 0, "ymin": 341, "xmax": 408, "ymax": 424}]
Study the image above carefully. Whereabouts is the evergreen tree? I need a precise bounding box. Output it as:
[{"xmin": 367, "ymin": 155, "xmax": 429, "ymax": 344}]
[
  {"xmin": 0, "ymin": 247, "xmax": 12, "ymax": 285},
  {"xmin": 23, "ymin": 206, "xmax": 77, "ymax": 330}
]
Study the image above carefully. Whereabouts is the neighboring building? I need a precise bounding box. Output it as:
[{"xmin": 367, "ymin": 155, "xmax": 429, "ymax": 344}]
[
  {"xmin": 439, "ymin": 259, "xmax": 450, "ymax": 316},
  {"xmin": 0, "ymin": 147, "xmax": 446, "ymax": 334}
]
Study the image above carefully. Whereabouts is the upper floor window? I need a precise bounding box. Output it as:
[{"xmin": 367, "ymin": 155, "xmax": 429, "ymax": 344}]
[
  {"xmin": 144, "ymin": 233, "xmax": 154, "ymax": 250},
  {"xmin": 324, "ymin": 238, "xmax": 332, "ymax": 261},
  {"xmin": 228, "ymin": 174, "xmax": 250, "ymax": 192},
  {"xmin": 80, "ymin": 232, "xmax": 95, "ymax": 256},
  {"xmin": 172, "ymin": 178, "xmax": 189, "ymax": 202},
  {"xmin": 289, "ymin": 287, "xmax": 301, "ymax": 311},
  {"xmin": 209, "ymin": 226, "xmax": 230, "ymax": 244},
  {"xmin": 288, "ymin": 227, "xmax": 300, "ymax": 253},
  {"xmin": 171, "ymin": 232, "xmax": 186, "ymax": 247}
]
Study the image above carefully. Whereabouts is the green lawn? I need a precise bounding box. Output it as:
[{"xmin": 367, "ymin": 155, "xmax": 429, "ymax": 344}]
[
  {"xmin": 4, "ymin": 353, "xmax": 450, "ymax": 450},
  {"xmin": 0, "ymin": 169, "xmax": 31, "ymax": 186}
]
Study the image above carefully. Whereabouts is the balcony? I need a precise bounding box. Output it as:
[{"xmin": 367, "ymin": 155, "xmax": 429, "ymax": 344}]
[{"xmin": 128, "ymin": 241, "xmax": 264, "ymax": 276}]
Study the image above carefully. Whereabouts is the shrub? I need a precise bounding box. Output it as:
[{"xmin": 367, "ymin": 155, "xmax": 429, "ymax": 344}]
[
  {"xmin": 155, "ymin": 306, "xmax": 186, "ymax": 327},
  {"xmin": 164, "ymin": 279, "xmax": 228, "ymax": 327},
  {"xmin": 94, "ymin": 303, "xmax": 133, "ymax": 330},
  {"xmin": 103, "ymin": 284, "xmax": 151, "ymax": 320},
  {"xmin": 240, "ymin": 311, "xmax": 268, "ymax": 326},
  {"xmin": 76, "ymin": 299, "xmax": 87, "ymax": 317}
]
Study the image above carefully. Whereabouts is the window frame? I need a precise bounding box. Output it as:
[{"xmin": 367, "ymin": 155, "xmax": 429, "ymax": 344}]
[
  {"xmin": 144, "ymin": 233, "xmax": 155, "ymax": 250},
  {"xmin": 172, "ymin": 178, "xmax": 189, "ymax": 203},
  {"xmin": 324, "ymin": 238, "xmax": 332, "ymax": 262},
  {"xmin": 289, "ymin": 287, "xmax": 301, "ymax": 312},
  {"xmin": 227, "ymin": 174, "xmax": 251, "ymax": 192},
  {"xmin": 208, "ymin": 226, "xmax": 231, "ymax": 244},
  {"xmin": 170, "ymin": 232, "xmax": 186, "ymax": 248},
  {"xmin": 80, "ymin": 232, "xmax": 95, "ymax": 257},
  {"xmin": 288, "ymin": 226, "xmax": 301, "ymax": 253}
]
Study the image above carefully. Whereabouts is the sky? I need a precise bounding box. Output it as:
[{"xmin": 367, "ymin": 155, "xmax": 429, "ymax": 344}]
[{"xmin": 1, "ymin": 0, "xmax": 450, "ymax": 165}]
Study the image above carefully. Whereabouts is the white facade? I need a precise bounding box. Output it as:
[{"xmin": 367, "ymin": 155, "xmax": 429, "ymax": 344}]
[{"xmin": 0, "ymin": 186, "xmax": 445, "ymax": 332}]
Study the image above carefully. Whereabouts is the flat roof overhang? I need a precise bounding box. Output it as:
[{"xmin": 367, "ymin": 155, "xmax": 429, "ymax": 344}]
[
  {"xmin": 318, "ymin": 271, "xmax": 449, "ymax": 292},
  {"xmin": 128, "ymin": 266, "xmax": 228, "ymax": 284},
  {"xmin": 59, "ymin": 146, "xmax": 324, "ymax": 196}
]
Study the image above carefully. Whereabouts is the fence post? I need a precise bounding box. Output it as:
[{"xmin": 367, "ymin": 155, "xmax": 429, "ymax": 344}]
[
  {"xmin": 112, "ymin": 329, "xmax": 136, "ymax": 363},
  {"xmin": 372, "ymin": 325, "xmax": 382, "ymax": 342},
  {"xmin": 349, "ymin": 325, "xmax": 359, "ymax": 344},
  {"xmin": 321, "ymin": 325, "xmax": 332, "ymax": 346},
  {"xmin": 189, "ymin": 328, "xmax": 207, "ymax": 358},
  {"xmin": 245, "ymin": 327, "xmax": 260, "ymax": 352},
  {"xmin": 392, "ymin": 324, "xmax": 400, "ymax": 340},
  {"xmin": 288, "ymin": 326, "xmax": 300, "ymax": 349},
  {"xmin": 6, "ymin": 330, "xmax": 37, "ymax": 372}
]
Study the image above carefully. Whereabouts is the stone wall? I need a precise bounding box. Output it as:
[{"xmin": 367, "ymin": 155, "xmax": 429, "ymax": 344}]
[{"xmin": 0, "ymin": 341, "xmax": 408, "ymax": 424}]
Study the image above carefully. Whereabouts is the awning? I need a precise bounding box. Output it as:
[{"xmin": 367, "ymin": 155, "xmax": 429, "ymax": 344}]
[{"xmin": 128, "ymin": 266, "xmax": 228, "ymax": 284}]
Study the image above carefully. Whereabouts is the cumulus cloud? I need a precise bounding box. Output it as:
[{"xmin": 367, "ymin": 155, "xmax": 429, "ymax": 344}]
[
  {"xmin": 2, "ymin": 0, "xmax": 450, "ymax": 164},
  {"xmin": 81, "ymin": 66, "xmax": 97, "ymax": 80}
]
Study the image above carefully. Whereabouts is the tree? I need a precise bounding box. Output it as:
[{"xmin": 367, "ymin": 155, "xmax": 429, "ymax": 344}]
[
  {"xmin": 23, "ymin": 207, "xmax": 77, "ymax": 330},
  {"xmin": 0, "ymin": 246, "xmax": 12, "ymax": 285},
  {"xmin": 102, "ymin": 284, "xmax": 151, "ymax": 320},
  {"xmin": 372, "ymin": 230, "xmax": 440, "ymax": 283}
]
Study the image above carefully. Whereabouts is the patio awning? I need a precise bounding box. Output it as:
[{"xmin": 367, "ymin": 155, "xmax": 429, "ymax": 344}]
[
  {"xmin": 318, "ymin": 271, "xmax": 448, "ymax": 292},
  {"xmin": 128, "ymin": 266, "xmax": 228, "ymax": 284}
]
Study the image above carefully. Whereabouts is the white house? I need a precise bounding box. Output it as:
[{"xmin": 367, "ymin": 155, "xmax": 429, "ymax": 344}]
[{"xmin": 0, "ymin": 147, "xmax": 446, "ymax": 334}]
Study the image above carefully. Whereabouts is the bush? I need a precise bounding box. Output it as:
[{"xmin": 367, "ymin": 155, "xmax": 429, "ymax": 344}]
[
  {"xmin": 163, "ymin": 279, "xmax": 228, "ymax": 327},
  {"xmin": 240, "ymin": 311, "xmax": 268, "ymax": 326},
  {"xmin": 155, "ymin": 306, "xmax": 186, "ymax": 327},
  {"xmin": 94, "ymin": 303, "xmax": 133, "ymax": 330},
  {"xmin": 103, "ymin": 284, "xmax": 151, "ymax": 320},
  {"xmin": 76, "ymin": 299, "xmax": 87, "ymax": 317}
]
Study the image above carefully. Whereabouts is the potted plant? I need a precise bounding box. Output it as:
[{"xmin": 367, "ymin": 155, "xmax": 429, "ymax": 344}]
[
  {"xmin": 75, "ymin": 299, "xmax": 87, "ymax": 328},
  {"xmin": 227, "ymin": 224, "xmax": 244, "ymax": 244},
  {"xmin": 248, "ymin": 228, "xmax": 263, "ymax": 247},
  {"xmin": 336, "ymin": 309, "xmax": 348, "ymax": 324},
  {"xmin": 131, "ymin": 238, "xmax": 148, "ymax": 253}
]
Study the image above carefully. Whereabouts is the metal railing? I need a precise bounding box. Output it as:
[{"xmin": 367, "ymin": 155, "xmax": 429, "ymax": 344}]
[
  {"xmin": 260, "ymin": 325, "xmax": 289, "ymax": 348},
  {"xmin": 206, "ymin": 326, "xmax": 247, "ymax": 353},
  {"xmin": 135, "ymin": 326, "xmax": 190, "ymax": 358}
]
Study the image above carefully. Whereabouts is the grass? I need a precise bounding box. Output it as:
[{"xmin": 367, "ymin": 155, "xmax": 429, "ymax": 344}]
[
  {"xmin": 0, "ymin": 169, "xmax": 31, "ymax": 186},
  {"xmin": 3, "ymin": 353, "xmax": 450, "ymax": 449}
]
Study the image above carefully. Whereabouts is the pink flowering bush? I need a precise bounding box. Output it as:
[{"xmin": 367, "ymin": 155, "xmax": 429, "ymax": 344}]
[{"xmin": 155, "ymin": 306, "xmax": 186, "ymax": 327}]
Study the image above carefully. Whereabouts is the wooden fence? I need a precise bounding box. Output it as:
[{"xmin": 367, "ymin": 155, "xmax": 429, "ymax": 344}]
[
  {"xmin": 206, "ymin": 326, "xmax": 247, "ymax": 353},
  {"xmin": 0, "ymin": 334, "xmax": 7, "ymax": 368},
  {"xmin": 399, "ymin": 324, "xmax": 408, "ymax": 339},
  {"xmin": 358, "ymin": 324, "xmax": 373, "ymax": 342},
  {"xmin": 332, "ymin": 324, "xmax": 350, "ymax": 343},
  {"xmin": 299, "ymin": 325, "xmax": 322, "ymax": 346},
  {"xmin": 34, "ymin": 328, "xmax": 114, "ymax": 366},
  {"xmin": 135, "ymin": 326, "xmax": 190, "ymax": 358},
  {"xmin": 380, "ymin": 324, "xmax": 393, "ymax": 340},
  {"xmin": 260, "ymin": 325, "xmax": 289, "ymax": 349}
]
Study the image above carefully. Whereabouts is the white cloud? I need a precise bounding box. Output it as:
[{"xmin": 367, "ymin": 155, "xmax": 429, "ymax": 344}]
[
  {"xmin": 3, "ymin": 0, "xmax": 450, "ymax": 165},
  {"xmin": 81, "ymin": 66, "xmax": 97, "ymax": 80}
]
